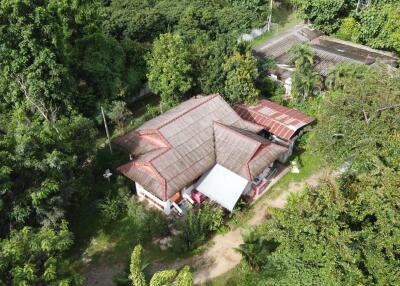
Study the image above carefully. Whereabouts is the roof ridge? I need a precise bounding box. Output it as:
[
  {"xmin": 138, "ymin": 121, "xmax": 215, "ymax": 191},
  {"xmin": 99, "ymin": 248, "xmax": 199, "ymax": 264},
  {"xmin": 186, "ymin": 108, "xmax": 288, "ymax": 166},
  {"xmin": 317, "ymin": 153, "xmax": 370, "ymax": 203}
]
[
  {"xmin": 156, "ymin": 94, "xmax": 220, "ymax": 130},
  {"xmin": 214, "ymin": 121, "xmax": 263, "ymax": 146}
]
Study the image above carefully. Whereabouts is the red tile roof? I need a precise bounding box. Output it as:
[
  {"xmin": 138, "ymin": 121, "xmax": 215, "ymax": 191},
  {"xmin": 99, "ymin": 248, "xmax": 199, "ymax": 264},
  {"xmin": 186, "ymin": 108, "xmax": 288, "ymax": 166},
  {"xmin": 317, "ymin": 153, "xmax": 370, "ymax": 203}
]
[{"xmin": 234, "ymin": 100, "xmax": 315, "ymax": 140}]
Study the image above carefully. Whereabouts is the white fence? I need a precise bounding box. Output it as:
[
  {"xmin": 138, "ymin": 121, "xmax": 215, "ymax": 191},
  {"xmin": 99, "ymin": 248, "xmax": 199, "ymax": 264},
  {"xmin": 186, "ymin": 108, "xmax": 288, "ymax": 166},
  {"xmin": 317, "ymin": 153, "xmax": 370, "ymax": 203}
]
[{"xmin": 239, "ymin": 22, "xmax": 278, "ymax": 42}]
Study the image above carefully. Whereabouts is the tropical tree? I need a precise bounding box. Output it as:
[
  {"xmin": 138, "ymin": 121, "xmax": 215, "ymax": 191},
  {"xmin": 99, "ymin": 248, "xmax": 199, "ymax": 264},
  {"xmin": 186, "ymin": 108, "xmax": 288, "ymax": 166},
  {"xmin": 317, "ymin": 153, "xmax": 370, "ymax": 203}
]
[
  {"xmin": 129, "ymin": 245, "xmax": 193, "ymax": 286},
  {"xmin": 290, "ymin": 0, "xmax": 355, "ymax": 33},
  {"xmin": 129, "ymin": 245, "xmax": 147, "ymax": 286},
  {"xmin": 289, "ymin": 44, "xmax": 314, "ymax": 71},
  {"xmin": 0, "ymin": 108, "xmax": 97, "ymax": 230},
  {"xmin": 289, "ymin": 44, "xmax": 321, "ymax": 101},
  {"xmin": 313, "ymin": 65, "xmax": 400, "ymax": 173},
  {"xmin": 236, "ymin": 228, "xmax": 278, "ymax": 271},
  {"xmin": 108, "ymin": 101, "xmax": 133, "ymax": 133},
  {"xmin": 223, "ymin": 51, "xmax": 260, "ymax": 104},
  {"xmin": 256, "ymin": 171, "xmax": 400, "ymax": 285},
  {"xmin": 0, "ymin": 0, "xmax": 101, "ymax": 119},
  {"xmin": 146, "ymin": 33, "xmax": 193, "ymax": 110},
  {"xmin": 0, "ymin": 221, "xmax": 81, "ymax": 285}
]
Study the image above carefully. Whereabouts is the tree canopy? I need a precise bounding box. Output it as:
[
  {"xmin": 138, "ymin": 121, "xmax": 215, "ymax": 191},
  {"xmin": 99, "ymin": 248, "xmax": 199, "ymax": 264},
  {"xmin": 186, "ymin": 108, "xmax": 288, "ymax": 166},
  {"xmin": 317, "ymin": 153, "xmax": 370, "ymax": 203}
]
[
  {"xmin": 257, "ymin": 171, "xmax": 400, "ymax": 285},
  {"xmin": 313, "ymin": 65, "xmax": 400, "ymax": 173},
  {"xmin": 291, "ymin": 0, "xmax": 400, "ymax": 54}
]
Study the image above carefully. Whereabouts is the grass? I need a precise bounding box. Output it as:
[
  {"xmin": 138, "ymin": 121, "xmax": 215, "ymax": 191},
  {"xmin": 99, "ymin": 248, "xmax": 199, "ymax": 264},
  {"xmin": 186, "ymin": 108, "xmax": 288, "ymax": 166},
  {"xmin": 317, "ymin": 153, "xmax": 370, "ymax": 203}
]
[
  {"xmin": 200, "ymin": 262, "xmax": 254, "ymax": 286},
  {"xmin": 250, "ymin": 10, "xmax": 302, "ymax": 48}
]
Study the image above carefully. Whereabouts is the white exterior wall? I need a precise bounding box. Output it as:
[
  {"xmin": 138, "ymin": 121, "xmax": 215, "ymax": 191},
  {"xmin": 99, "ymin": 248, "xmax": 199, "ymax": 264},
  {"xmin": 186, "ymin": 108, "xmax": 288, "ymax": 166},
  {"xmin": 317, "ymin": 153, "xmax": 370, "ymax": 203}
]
[{"xmin": 135, "ymin": 182, "xmax": 170, "ymax": 213}]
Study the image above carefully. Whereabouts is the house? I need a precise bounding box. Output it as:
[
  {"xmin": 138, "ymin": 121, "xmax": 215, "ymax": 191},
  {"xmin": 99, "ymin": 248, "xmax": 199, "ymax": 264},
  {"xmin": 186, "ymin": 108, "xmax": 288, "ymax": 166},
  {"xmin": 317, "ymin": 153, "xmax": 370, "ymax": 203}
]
[
  {"xmin": 112, "ymin": 94, "xmax": 289, "ymax": 214},
  {"xmin": 253, "ymin": 24, "xmax": 398, "ymax": 96},
  {"xmin": 234, "ymin": 99, "xmax": 315, "ymax": 161}
]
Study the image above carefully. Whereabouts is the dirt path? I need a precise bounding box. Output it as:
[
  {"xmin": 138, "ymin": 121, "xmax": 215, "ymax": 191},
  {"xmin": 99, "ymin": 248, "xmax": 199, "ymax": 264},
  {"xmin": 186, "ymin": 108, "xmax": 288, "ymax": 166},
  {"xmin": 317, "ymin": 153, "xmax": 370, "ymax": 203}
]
[
  {"xmin": 189, "ymin": 170, "xmax": 328, "ymax": 284},
  {"xmin": 82, "ymin": 264, "xmax": 124, "ymax": 286},
  {"xmin": 82, "ymin": 170, "xmax": 328, "ymax": 286}
]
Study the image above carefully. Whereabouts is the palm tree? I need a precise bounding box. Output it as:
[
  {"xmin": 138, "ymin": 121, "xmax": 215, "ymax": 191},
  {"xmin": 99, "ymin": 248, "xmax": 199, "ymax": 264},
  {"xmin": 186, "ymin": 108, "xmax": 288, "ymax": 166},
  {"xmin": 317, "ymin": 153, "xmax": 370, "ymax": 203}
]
[
  {"xmin": 292, "ymin": 69, "xmax": 322, "ymax": 102},
  {"xmin": 289, "ymin": 44, "xmax": 314, "ymax": 71},
  {"xmin": 289, "ymin": 44, "xmax": 322, "ymax": 101},
  {"xmin": 236, "ymin": 228, "xmax": 278, "ymax": 271}
]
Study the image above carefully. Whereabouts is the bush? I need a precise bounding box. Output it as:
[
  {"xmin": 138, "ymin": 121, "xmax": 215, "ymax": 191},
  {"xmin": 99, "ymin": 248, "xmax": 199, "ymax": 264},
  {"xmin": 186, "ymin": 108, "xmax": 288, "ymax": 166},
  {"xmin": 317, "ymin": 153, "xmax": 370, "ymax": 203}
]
[
  {"xmin": 172, "ymin": 202, "xmax": 225, "ymax": 254},
  {"xmin": 126, "ymin": 197, "xmax": 169, "ymax": 238},
  {"xmin": 97, "ymin": 196, "xmax": 125, "ymax": 222}
]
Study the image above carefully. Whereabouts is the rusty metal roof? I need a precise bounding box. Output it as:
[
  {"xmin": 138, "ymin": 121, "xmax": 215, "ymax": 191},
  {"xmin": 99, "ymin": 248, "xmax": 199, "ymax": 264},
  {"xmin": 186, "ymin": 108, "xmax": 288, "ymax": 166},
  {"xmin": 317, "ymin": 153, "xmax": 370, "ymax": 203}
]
[
  {"xmin": 113, "ymin": 94, "xmax": 286, "ymax": 201},
  {"xmin": 234, "ymin": 100, "xmax": 315, "ymax": 140}
]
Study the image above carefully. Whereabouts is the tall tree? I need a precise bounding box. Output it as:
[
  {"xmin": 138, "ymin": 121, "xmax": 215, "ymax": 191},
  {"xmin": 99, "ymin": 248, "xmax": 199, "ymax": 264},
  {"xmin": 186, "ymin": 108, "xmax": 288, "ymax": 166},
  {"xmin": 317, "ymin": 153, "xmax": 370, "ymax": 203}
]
[
  {"xmin": 0, "ymin": 221, "xmax": 81, "ymax": 285},
  {"xmin": 290, "ymin": 0, "xmax": 355, "ymax": 33},
  {"xmin": 289, "ymin": 44, "xmax": 321, "ymax": 101},
  {"xmin": 313, "ymin": 65, "xmax": 400, "ymax": 173},
  {"xmin": 0, "ymin": 0, "xmax": 101, "ymax": 119},
  {"xmin": 0, "ymin": 108, "xmax": 97, "ymax": 231},
  {"xmin": 223, "ymin": 51, "xmax": 260, "ymax": 104},
  {"xmin": 255, "ymin": 171, "xmax": 400, "ymax": 285},
  {"xmin": 146, "ymin": 33, "xmax": 193, "ymax": 110}
]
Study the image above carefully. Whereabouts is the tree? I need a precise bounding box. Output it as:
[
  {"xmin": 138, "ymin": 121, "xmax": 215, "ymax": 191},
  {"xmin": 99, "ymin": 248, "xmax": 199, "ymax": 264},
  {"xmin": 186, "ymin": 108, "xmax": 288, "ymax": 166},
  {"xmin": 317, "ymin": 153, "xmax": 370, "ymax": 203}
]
[
  {"xmin": 146, "ymin": 33, "xmax": 193, "ymax": 110},
  {"xmin": 236, "ymin": 228, "xmax": 278, "ymax": 271},
  {"xmin": 256, "ymin": 171, "xmax": 400, "ymax": 285},
  {"xmin": 0, "ymin": 108, "xmax": 97, "ymax": 231},
  {"xmin": 0, "ymin": 0, "xmax": 101, "ymax": 119},
  {"xmin": 74, "ymin": 33, "xmax": 126, "ymax": 116},
  {"xmin": 129, "ymin": 245, "xmax": 193, "ymax": 286},
  {"xmin": 0, "ymin": 221, "xmax": 81, "ymax": 285},
  {"xmin": 107, "ymin": 101, "xmax": 132, "ymax": 133},
  {"xmin": 129, "ymin": 245, "xmax": 146, "ymax": 286},
  {"xmin": 336, "ymin": 17, "xmax": 360, "ymax": 42},
  {"xmin": 313, "ymin": 65, "xmax": 400, "ymax": 173},
  {"xmin": 357, "ymin": 3, "xmax": 400, "ymax": 54},
  {"xmin": 289, "ymin": 44, "xmax": 321, "ymax": 101},
  {"xmin": 290, "ymin": 0, "xmax": 355, "ymax": 33},
  {"xmin": 223, "ymin": 51, "xmax": 260, "ymax": 104}
]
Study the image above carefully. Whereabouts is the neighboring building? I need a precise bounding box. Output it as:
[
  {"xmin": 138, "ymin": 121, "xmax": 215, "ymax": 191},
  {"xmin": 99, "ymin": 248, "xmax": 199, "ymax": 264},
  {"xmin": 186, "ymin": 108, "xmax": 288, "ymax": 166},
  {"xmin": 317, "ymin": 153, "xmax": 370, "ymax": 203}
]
[
  {"xmin": 113, "ymin": 94, "xmax": 288, "ymax": 214},
  {"xmin": 253, "ymin": 24, "xmax": 398, "ymax": 96},
  {"xmin": 234, "ymin": 99, "xmax": 315, "ymax": 161}
]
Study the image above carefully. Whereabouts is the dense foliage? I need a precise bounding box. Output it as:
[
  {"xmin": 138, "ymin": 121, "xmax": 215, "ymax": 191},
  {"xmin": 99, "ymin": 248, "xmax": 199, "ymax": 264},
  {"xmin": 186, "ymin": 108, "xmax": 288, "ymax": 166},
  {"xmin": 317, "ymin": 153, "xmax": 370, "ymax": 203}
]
[
  {"xmin": 314, "ymin": 65, "xmax": 400, "ymax": 173},
  {"xmin": 291, "ymin": 0, "xmax": 400, "ymax": 54},
  {"xmin": 236, "ymin": 65, "xmax": 400, "ymax": 285},
  {"xmin": 172, "ymin": 202, "xmax": 225, "ymax": 254},
  {"xmin": 254, "ymin": 171, "xmax": 400, "ymax": 285},
  {"xmin": 289, "ymin": 44, "xmax": 321, "ymax": 101},
  {"xmin": 0, "ymin": 221, "xmax": 81, "ymax": 285}
]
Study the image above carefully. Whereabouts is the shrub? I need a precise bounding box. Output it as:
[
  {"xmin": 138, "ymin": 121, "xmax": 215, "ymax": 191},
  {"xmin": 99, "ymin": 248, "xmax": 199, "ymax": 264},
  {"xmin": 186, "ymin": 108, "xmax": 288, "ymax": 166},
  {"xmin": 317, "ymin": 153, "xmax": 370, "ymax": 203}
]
[
  {"xmin": 172, "ymin": 202, "xmax": 225, "ymax": 254},
  {"xmin": 126, "ymin": 197, "xmax": 169, "ymax": 238},
  {"xmin": 97, "ymin": 196, "xmax": 125, "ymax": 222}
]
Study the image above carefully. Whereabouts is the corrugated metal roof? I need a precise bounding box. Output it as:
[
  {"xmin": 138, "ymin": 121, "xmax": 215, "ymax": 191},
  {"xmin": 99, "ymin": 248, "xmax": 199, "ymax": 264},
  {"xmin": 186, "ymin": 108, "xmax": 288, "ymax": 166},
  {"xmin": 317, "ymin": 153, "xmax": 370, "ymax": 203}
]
[
  {"xmin": 234, "ymin": 100, "xmax": 315, "ymax": 140},
  {"xmin": 253, "ymin": 24, "xmax": 398, "ymax": 79},
  {"xmin": 114, "ymin": 94, "xmax": 283, "ymax": 201}
]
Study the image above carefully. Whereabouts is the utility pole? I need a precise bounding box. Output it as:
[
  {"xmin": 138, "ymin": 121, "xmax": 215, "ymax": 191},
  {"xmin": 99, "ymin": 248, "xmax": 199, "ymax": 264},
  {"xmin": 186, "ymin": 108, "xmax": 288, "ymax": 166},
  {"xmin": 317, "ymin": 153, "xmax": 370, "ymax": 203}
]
[
  {"xmin": 101, "ymin": 106, "xmax": 112, "ymax": 154},
  {"xmin": 267, "ymin": 0, "xmax": 273, "ymax": 32}
]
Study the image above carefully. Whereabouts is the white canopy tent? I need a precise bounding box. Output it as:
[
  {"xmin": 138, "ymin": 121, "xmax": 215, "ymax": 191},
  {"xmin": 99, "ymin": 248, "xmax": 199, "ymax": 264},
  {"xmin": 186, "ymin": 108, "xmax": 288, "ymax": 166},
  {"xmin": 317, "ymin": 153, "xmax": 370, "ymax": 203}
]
[{"xmin": 195, "ymin": 164, "xmax": 249, "ymax": 211}]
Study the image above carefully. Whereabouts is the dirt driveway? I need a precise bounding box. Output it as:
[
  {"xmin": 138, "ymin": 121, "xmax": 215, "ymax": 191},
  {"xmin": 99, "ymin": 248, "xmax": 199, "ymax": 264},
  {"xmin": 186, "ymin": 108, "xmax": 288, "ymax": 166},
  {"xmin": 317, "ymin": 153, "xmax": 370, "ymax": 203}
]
[{"xmin": 82, "ymin": 169, "xmax": 329, "ymax": 286}]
